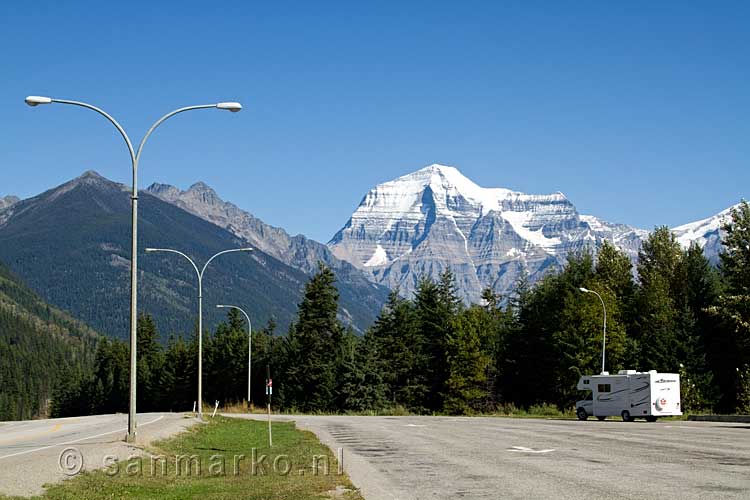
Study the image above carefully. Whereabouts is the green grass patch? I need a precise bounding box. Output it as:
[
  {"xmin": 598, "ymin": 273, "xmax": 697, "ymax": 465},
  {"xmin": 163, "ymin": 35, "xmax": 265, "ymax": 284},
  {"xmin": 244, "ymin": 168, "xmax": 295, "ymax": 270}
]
[{"xmin": 7, "ymin": 417, "xmax": 362, "ymax": 500}]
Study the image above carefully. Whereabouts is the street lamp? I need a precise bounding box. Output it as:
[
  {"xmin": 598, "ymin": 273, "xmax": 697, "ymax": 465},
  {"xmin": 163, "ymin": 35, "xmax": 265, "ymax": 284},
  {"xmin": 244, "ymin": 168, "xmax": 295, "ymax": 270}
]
[
  {"xmin": 145, "ymin": 247, "xmax": 252, "ymax": 416},
  {"xmin": 216, "ymin": 304, "xmax": 253, "ymax": 405},
  {"xmin": 25, "ymin": 95, "xmax": 242, "ymax": 442},
  {"xmin": 579, "ymin": 287, "xmax": 607, "ymax": 374}
]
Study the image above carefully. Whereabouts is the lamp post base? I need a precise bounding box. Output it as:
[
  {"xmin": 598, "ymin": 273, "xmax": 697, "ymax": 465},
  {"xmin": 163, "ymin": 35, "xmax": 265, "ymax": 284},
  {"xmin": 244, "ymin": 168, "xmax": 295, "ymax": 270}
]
[{"xmin": 125, "ymin": 432, "xmax": 137, "ymax": 443}]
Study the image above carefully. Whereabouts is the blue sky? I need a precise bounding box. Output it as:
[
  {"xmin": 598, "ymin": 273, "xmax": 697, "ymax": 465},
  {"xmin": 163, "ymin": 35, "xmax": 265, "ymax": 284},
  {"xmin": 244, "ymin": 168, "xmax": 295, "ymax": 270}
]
[{"xmin": 1, "ymin": 1, "xmax": 748, "ymax": 242}]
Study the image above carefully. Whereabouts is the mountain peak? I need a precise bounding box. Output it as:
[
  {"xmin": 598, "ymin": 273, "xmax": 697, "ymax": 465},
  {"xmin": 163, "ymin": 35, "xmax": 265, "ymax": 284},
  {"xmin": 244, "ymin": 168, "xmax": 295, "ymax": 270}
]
[
  {"xmin": 78, "ymin": 170, "xmax": 105, "ymax": 180},
  {"xmin": 0, "ymin": 195, "xmax": 20, "ymax": 210},
  {"xmin": 187, "ymin": 181, "xmax": 216, "ymax": 194},
  {"xmin": 419, "ymin": 163, "xmax": 460, "ymax": 174},
  {"xmin": 146, "ymin": 181, "xmax": 220, "ymax": 205},
  {"xmin": 66, "ymin": 170, "xmax": 116, "ymax": 189},
  {"xmin": 329, "ymin": 163, "xmax": 636, "ymax": 302}
]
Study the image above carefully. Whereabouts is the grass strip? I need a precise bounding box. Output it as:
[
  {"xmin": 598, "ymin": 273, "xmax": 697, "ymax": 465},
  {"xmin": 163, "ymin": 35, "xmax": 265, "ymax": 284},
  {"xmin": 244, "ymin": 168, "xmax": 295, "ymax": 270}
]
[{"xmin": 6, "ymin": 416, "xmax": 362, "ymax": 500}]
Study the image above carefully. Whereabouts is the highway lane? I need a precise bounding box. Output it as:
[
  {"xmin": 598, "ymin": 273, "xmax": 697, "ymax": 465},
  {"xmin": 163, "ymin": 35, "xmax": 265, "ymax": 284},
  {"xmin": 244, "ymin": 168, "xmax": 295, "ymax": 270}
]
[
  {"xmin": 0, "ymin": 412, "xmax": 194, "ymax": 496},
  {"xmin": 233, "ymin": 414, "xmax": 750, "ymax": 500}
]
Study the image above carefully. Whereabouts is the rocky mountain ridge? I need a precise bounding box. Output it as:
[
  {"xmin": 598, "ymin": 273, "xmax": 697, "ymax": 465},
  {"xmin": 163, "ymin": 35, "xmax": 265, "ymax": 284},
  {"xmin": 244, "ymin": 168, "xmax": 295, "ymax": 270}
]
[{"xmin": 327, "ymin": 164, "xmax": 736, "ymax": 302}]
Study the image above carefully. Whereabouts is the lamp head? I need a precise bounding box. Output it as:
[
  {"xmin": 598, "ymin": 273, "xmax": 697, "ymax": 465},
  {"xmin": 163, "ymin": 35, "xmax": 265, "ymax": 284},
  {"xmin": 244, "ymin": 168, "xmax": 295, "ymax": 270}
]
[
  {"xmin": 579, "ymin": 287, "xmax": 590, "ymax": 293},
  {"xmin": 240, "ymin": 247, "xmax": 253, "ymax": 252},
  {"xmin": 217, "ymin": 305, "xmax": 228, "ymax": 309},
  {"xmin": 145, "ymin": 248, "xmax": 158, "ymax": 253},
  {"xmin": 25, "ymin": 95, "xmax": 52, "ymax": 106},
  {"xmin": 216, "ymin": 102, "xmax": 242, "ymax": 112}
]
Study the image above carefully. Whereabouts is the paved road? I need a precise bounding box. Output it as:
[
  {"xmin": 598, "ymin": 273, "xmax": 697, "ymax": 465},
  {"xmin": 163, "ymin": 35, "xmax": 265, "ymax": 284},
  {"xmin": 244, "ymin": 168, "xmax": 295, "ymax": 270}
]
[
  {"xmin": 234, "ymin": 414, "xmax": 750, "ymax": 500},
  {"xmin": 0, "ymin": 412, "xmax": 194, "ymax": 496}
]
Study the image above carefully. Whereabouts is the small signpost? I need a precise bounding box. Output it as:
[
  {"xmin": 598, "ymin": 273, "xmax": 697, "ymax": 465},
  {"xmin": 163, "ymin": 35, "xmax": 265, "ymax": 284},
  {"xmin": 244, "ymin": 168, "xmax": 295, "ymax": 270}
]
[{"xmin": 266, "ymin": 366, "xmax": 273, "ymax": 447}]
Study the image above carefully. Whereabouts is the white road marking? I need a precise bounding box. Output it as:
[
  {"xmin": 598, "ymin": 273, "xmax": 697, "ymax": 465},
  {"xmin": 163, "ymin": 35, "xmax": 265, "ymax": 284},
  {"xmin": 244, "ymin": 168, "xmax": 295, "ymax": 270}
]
[
  {"xmin": 508, "ymin": 446, "xmax": 555, "ymax": 454},
  {"xmin": 405, "ymin": 424, "xmax": 426, "ymax": 428},
  {"xmin": 0, "ymin": 415, "xmax": 164, "ymax": 461}
]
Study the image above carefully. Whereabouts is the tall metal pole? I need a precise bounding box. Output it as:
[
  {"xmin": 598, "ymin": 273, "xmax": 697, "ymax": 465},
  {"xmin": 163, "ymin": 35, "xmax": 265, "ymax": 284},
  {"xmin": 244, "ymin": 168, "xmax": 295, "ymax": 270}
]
[
  {"xmin": 25, "ymin": 96, "xmax": 242, "ymax": 442},
  {"xmin": 253, "ymin": 318, "xmax": 256, "ymax": 404},
  {"xmin": 146, "ymin": 247, "xmax": 252, "ymax": 417},
  {"xmin": 216, "ymin": 305, "xmax": 252, "ymax": 405},
  {"xmin": 580, "ymin": 287, "xmax": 607, "ymax": 374}
]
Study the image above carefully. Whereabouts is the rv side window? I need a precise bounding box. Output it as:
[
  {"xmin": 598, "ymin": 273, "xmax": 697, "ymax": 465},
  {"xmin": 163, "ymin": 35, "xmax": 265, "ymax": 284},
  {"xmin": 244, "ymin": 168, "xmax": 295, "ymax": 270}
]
[
  {"xmin": 597, "ymin": 384, "xmax": 611, "ymax": 393},
  {"xmin": 583, "ymin": 379, "xmax": 590, "ymax": 384}
]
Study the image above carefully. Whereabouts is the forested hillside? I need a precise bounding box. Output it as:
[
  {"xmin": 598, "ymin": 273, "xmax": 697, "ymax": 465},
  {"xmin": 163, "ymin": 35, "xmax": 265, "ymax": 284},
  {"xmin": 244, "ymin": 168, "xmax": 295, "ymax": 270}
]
[
  {"xmin": 0, "ymin": 171, "xmax": 385, "ymax": 340},
  {"xmin": 0, "ymin": 262, "xmax": 98, "ymax": 420}
]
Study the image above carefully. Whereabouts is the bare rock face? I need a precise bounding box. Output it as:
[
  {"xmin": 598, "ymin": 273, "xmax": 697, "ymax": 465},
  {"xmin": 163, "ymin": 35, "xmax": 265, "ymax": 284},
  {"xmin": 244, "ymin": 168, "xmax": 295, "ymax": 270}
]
[
  {"xmin": 0, "ymin": 195, "xmax": 20, "ymax": 210},
  {"xmin": 328, "ymin": 164, "xmax": 727, "ymax": 302},
  {"xmin": 146, "ymin": 180, "xmax": 390, "ymax": 328}
]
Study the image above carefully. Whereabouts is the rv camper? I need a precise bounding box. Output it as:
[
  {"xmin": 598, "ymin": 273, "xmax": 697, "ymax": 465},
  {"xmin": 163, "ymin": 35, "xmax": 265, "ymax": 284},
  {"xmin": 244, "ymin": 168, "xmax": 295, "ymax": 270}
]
[{"xmin": 575, "ymin": 370, "xmax": 682, "ymax": 422}]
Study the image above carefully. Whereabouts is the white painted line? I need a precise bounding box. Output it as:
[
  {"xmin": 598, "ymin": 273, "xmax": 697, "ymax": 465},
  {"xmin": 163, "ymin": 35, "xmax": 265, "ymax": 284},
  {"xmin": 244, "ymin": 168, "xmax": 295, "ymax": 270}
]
[
  {"xmin": 0, "ymin": 416, "xmax": 164, "ymax": 461},
  {"xmin": 508, "ymin": 446, "xmax": 555, "ymax": 454},
  {"xmin": 405, "ymin": 424, "xmax": 426, "ymax": 428}
]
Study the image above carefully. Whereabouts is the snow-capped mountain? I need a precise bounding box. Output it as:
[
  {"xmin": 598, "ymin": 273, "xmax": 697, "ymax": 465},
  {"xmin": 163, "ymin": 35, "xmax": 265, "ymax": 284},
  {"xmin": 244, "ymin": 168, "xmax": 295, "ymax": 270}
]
[
  {"xmin": 673, "ymin": 204, "xmax": 738, "ymax": 264},
  {"xmin": 328, "ymin": 164, "xmax": 730, "ymax": 302}
]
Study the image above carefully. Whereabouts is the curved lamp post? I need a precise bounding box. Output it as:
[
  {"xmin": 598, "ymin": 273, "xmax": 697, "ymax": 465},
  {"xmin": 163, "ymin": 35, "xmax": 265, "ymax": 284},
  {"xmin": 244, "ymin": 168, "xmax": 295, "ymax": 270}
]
[
  {"xmin": 145, "ymin": 247, "xmax": 252, "ymax": 416},
  {"xmin": 579, "ymin": 287, "xmax": 607, "ymax": 374},
  {"xmin": 25, "ymin": 95, "xmax": 242, "ymax": 442},
  {"xmin": 216, "ymin": 304, "xmax": 252, "ymax": 405}
]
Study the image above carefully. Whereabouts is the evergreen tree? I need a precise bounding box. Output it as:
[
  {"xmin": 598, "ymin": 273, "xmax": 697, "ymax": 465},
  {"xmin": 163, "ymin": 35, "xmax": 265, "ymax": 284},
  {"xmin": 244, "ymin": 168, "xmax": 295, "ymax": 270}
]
[
  {"xmin": 707, "ymin": 201, "xmax": 750, "ymax": 410},
  {"xmin": 633, "ymin": 227, "xmax": 687, "ymax": 371},
  {"xmin": 480, "ymin": 287, "xmax": 511, "ymax": 408},
  {"xmin": 681, "ymin": 243, "xmax": 721, "ymax": 408},
  {"xmin": 136, "ymin": 314, "xmax": 164, "ymax": 412},
  {"xmin": 368, "ymin": 289, "xmax": 425, "ymax": 410},
  {"xmin": 594, "ymin": 241, "xmax": 638, "ymax": 366},
  {"xmin": 720, "ymin": 201, "xmax": 750, "ymax": 295},
  {"xmin": 162, "ymin": 335, "xmax": 195, "ymax": 412},
  {"xmin": 443, "ymin": 307, "xmax": 490, "ymax": 414},
  {"xmin": 337, "ymin": 329, "xmax": 386, "ymax": 411},
  {"xmin": 595, "ymin": 241, "xmax": 635, "ymax": 301},
  {"xmin": 282, "ymin": 263, "xmax": 344, "ymax": 412},
  {"xmin": 413, "ymin": 271, "xmax": 460, "ymax": 412},
  {"xmin": 250, "ymin": 318, "xmax": 277, "ymax": 406},
  {"xmin": 206, "ymin": 309, "xmax": 249, "ymax": 405}
]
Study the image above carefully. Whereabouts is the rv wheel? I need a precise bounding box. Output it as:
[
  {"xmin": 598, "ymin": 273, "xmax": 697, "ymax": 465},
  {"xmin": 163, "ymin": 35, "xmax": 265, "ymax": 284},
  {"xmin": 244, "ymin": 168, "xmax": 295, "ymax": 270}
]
[
  {"xmin": 577, "ymin": 408, "xmax": 588, "ymax": 421},
  {"xmin": 621, "ymin": 410, "xmax": 633, "ymax": 422}
]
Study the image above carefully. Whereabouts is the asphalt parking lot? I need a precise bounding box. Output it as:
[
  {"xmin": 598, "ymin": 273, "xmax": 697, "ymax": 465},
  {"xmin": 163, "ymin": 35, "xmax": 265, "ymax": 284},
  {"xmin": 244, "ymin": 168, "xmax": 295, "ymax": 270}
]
[{"xmin": 238, "ymin": 415, "xmax": 750, "ymax": 500}]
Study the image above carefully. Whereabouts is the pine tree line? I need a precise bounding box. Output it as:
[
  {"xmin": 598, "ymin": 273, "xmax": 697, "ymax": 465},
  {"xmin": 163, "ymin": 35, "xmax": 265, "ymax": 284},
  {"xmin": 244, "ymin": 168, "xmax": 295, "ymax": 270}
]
[{"xmin": 51, "ymin": 201, "xmax": 750, "ymax": 416}]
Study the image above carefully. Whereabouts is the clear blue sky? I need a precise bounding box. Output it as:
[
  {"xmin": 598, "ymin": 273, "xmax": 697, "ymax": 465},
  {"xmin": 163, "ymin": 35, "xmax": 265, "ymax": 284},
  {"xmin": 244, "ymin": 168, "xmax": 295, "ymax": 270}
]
[{"xmin": 1, "ymin": 1, "xmax": 748, "ymax": 242}]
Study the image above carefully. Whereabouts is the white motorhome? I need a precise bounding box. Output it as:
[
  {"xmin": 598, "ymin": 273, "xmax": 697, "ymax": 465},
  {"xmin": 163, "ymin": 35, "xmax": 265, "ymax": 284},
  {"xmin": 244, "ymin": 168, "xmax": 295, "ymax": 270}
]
[{"xmin": 575, "ymin": 370, "xmax": 682, "ymax": 422}]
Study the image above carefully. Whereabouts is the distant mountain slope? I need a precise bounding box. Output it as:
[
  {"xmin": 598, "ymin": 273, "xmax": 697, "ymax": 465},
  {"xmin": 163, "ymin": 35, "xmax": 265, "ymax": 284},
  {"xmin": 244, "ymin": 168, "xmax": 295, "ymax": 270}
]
[
  {"xmin": 146, "ymin": 180, "xmax": 390, "ymax": 325},
  {"xmin": 0, "ymin": 260, "xmax": 98, "ymax": 420},
  {"xmin": 0, "ymin": 171, "xmax": 375, "ymax": 339},
  {"xmin": 673, "ymin": 204, "xmax": 738, "ymax": 264},
  {"xmin": 329, "ymin": 164, "xmax": 737, "ymax": 302}
]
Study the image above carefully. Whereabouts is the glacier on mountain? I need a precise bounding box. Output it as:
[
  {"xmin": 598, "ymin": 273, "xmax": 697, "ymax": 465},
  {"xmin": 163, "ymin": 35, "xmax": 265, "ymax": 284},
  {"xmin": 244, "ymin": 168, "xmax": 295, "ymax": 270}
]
[{"xmin": 328, "ymin": 164, "xmax": 729, "ymax": 302}]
